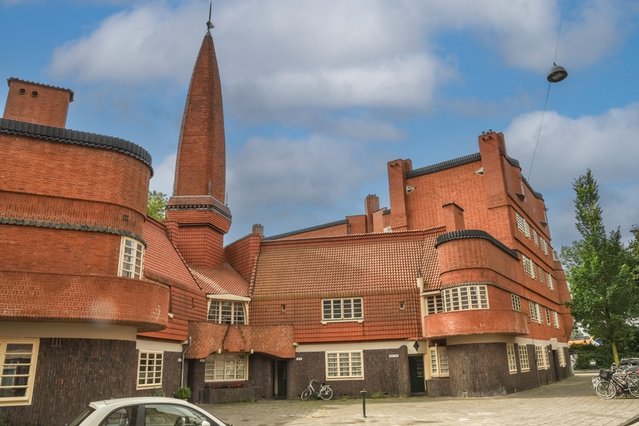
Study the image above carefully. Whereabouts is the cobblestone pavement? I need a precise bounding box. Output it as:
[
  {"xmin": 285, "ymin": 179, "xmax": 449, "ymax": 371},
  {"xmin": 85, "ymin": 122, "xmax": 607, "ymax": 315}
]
[{"xmin": 200, "ymin": 372, "xmax": 639, "ymax": 426}]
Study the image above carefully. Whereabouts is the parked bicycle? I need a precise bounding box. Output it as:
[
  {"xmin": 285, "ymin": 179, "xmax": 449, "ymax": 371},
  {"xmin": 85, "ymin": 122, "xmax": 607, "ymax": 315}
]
[
  {"xmin": 593, "ymin": 366, "xmax": 639, "ymax": 399},
  {"xmin": 300, "ymin": 379, "xmax": 334, "ymax": 400}
]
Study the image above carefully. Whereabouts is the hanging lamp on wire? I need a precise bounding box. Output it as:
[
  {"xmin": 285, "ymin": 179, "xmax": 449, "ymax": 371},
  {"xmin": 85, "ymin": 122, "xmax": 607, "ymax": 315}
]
[{"xmin": 547, "ymin": 62, "xmax": 568, "ymax": 83}]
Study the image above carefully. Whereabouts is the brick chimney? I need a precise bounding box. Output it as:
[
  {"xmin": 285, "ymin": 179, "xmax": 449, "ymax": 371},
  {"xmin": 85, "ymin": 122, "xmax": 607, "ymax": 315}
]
[{"xmin": 3, "ymin": 78, "xmax": 73, "ymax": 128}]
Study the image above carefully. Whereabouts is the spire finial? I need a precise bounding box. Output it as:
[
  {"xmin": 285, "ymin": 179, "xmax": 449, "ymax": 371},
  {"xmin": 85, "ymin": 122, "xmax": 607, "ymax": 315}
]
[{"xmin": 206, "ymin": 2, "xmax": 214, "ymax": 31}]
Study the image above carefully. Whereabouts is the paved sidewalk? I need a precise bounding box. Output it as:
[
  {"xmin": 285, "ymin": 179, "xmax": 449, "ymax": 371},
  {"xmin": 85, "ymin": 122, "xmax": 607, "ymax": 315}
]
[{"xmin": 200, "ymin": 372, "xmax": 639, "ymax": 426}]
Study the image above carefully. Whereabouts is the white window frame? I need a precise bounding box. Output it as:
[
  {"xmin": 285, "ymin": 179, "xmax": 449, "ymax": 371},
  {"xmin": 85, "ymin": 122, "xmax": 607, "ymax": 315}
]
[
  {"xmin": 429, "ymin": 346, "xmax": 449, "ymax": 378},
  {"xmin": 518, "ymin": 344, "xmax": 530, "ymax": 372},
  {"xmin": 511, "ymin": 294, "xmax": 521, "ymax": 312},
  {"xmin": 532, "ymin": 229, "xmax": 539, "ymax": 246},
  {"xmin": 425, "ymin": 294, "xmax": 443, "ymax": 315},
  {"xmin": 0, "ymin": 339, "xmax": 39, "ymax": 406},
  {"xmin": 552, "ymin": 311, "xmax": 560, "ymax": 329},
  {"xmin": 204, "ymin": 353, "xmax": 248, "ymax": 382},
  {"xmin": 529, "ymin": 301, "xmax": 541, "ymax": 323},
  {"xmin": 547, "ymin": 273, "xmax": 555, "ymax": 290},
  {"xmin": 535, "ymin": 345, "xmax": 549, "ymax": 370},
  {"xmin": 522, "ymin": 255, "xmax": 536, "ymax": 279},
  {"xmin": 545, "ymin": 308, "xmax": 551, "ymax": 325},
  {"xmin": 325, "ymin": 351, "xmax": 363, "ymax": 380},
  {"xmin": 540, "ymin": 239, "xmax": 549, "ymax": 256},
  {"xmin": 515, "ymin": 212, "xmax": 531, "ymax": 238},
  {"xmin": 208, "ymin": 300, "xmax": 246, "ymax": 325},
  {"xmin": 118, "ymin": 236, "xmax": 144, "ymax": 279},
  {"xmin": 506, "ymin": 343, "xmax": 518, "ymax": 374},
  {"xmin": 441, "ymin": 285, "xmax": 488, "ymax": 312},
  {"xmin": 558, "ymin": 348, "xmax": 567, "ymax": 367},
  {"xmin": 137, "ymin": 351, "xmax": 163, "ymax": 389},
  {"xmin": 322, "ymin": 298, "xmax": 363, "ymax": 322}
]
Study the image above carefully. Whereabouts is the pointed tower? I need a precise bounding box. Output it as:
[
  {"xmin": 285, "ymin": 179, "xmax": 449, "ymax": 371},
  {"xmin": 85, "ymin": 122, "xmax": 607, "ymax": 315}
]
[{"xmin": 166, "ymin": 16, "xmax": 231, "ymax": 268}]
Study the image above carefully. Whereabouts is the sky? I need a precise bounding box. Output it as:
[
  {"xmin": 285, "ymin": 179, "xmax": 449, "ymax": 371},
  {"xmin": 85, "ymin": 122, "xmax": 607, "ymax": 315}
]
[{"xmin": 1, "ymin": 0, "xmax": 638, "ymax": 250}]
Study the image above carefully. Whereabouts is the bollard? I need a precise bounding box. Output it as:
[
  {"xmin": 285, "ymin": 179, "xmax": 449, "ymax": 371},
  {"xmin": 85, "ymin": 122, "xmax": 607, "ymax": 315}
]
[{"xmin": 360, "ymin": 389, "xmax": 367, "ymax": 418}]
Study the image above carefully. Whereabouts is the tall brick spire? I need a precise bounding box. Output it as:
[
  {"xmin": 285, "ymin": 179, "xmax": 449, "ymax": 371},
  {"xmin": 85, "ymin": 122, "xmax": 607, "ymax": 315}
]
[{"xmin": 166, "ymin": 18, "xmax": 231, "ymax": 268}]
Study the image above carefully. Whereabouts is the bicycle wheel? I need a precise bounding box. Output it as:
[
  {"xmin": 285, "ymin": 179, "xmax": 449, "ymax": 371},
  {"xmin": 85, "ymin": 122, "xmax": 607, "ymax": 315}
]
[
  {"xmin": 300, "ymin": 388, "xmax": 312, "ymax": 401},
  {"xmin": 319, "ymin": 387, "xmax": 333, "ymax": 400},
  {"xmin": 595, "ymin": 380, "xmax": 615, "ymax": 399},
  {"xmin": 626, "ymin": 374, "xmax": 639, "ymax": 397}
]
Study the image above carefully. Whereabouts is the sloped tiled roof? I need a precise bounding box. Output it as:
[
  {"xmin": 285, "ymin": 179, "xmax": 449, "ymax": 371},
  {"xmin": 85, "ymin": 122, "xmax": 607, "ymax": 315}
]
[
  {"xmin": 142, "ymin": 219, "xmax": 201, "ymax": 292},
  {"xmin": 191, "ymin": 263, "xmax": 250, "ymax": 297},
  {"xmin": 252, "ymin": 229, "xmax": 442, "ymax": 299}
]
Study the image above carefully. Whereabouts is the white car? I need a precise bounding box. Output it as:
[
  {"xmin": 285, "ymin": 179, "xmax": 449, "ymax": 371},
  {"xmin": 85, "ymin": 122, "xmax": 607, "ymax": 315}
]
[{"xmin": 67, "ymin": 397, "xmax": 229, "ymax": 426}]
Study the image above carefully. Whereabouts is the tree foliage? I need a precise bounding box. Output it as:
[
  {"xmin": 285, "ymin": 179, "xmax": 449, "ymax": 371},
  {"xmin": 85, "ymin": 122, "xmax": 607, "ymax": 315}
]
[
  {"xmin": 561, "ymin": 170, "xmax": 639, "ymax": 363},
  {"xmin": 147, "ymin": 191, "xmax": 168, "ymax": 221}
]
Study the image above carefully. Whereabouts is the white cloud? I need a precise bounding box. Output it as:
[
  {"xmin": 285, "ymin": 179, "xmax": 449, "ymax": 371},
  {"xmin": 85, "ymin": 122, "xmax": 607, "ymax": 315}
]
[{"xmin": 149, "ymin": 152, "xmax": 176, "ymax": 196}]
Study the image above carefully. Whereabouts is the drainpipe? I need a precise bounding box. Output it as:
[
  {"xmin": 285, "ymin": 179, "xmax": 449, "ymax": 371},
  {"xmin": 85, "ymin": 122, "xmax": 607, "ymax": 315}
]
[{"xmin": 180, "ymin": 336, "xmax": 192, "ymax": 388}]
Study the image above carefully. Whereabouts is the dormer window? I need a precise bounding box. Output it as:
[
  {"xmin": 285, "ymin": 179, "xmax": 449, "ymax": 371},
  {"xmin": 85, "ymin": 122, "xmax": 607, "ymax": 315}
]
[
  {"xmin": 208, "ymin": 300, "xmax": 246, "ymax": 325},
  {"xmin": 118, "ymin": 237, "xmax": 144, "ymax": 279}
]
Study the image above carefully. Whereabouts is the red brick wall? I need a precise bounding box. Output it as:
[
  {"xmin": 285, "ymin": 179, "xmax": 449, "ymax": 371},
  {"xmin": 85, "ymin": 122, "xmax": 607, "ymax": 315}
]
[
  {"xmin": 3, "ymin": 80, "xmax": 72, "ymax": 127},
  {"xmin": 225, "ymin": 234, "xmax": 261, "ymax": 282}
]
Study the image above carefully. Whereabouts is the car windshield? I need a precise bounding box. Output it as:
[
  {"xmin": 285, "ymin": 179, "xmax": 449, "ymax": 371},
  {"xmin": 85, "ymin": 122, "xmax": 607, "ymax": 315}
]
[{"xmin": 67, "ymin": 407, "xmax": 95, "ymax": 426}]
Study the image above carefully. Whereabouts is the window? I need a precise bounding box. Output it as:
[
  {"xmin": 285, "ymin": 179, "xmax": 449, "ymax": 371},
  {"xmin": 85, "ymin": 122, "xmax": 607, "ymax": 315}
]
[
  {"xmin": 426, "ymin": 294, "xmax": 443, "ymax": 315},
  {"xmin": 506, "ymin": 343, "xmax": 518, "ymax": 374},
  {"xmin": 429, "ymin": 346, "xmax": 449, "ymax": 378},
  {"xmin": 515, "ymin": 212, "xmax": 531, "ymax": 238},
  {"xmin": 532, "ymin": 229, "xmax": 539, "ymax": 246},
  {"xmin": 511, "ymin": 294, "xmax": 521, "ymax": 312},
  {"xmin": 518, "ymin": 344, "xmax": 530, "ymax": 372},
  {"xmin": 540, "ymin": 239, "xmax": 549, "ymax": 256},
  {"xmin": 208, "ymin": 300, "xmax": 246, "ymax": 324},
  {"xmin": 205, "ymin": 353, "xmax": 248, "ymax": 382},
  {"xmin": 144, "ymin": 404, "xmax": 211, "ymax": 426},
  {"xmin": 539, "ymin": 267, "xmax": 546, "ymax": 284},
  {"xmin": 522, "ymin": 256, "xmax": 536, "ymax": 278},
  {"xmin": 441, "ymin": 285, "xmax": 488, "ymax": 312},
  {"xmin": 547, "ymin": 273, "xmax": 555, "ymax": 290},
  {"xmin": 545, "ymin": 308, "xmax": 551, "ymax": 325},
  {"xmin": 0, "ymin": 340, "xmax": 39, "ymax": 405},
  {"xmin": 119, "ymin": 237, "xmax": 144, "ymax": 279},
  {"xmin": 535, "ymin": 346, "xmax": 549, "ymax": 370},
  {"xmin": 322, "ymin": 298, "xmax": 363, "ymax": 321},
  {"xmin": 137, "ymin": 351, "xmax": 163, "ymax": 389},
  {"xmin": 558, "ymin": 348, "xmax": 567, "ymax": 367},
  {"xmin": 552, "ymin": 311, "xmax": 560, "ymax": 329},
  {"xmin": 529, "ymin": 301, "xmax": 541, "ymax": 323},
  {"xmin": 326, "ymin": 351, "xmax": 363, "ymax": 379}
]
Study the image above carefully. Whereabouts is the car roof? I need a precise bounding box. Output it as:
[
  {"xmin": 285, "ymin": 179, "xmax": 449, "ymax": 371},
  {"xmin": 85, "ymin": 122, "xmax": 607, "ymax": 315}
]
[{"xmin": 90, "ymin": 397, "xmax": 191, "ymax": 409}]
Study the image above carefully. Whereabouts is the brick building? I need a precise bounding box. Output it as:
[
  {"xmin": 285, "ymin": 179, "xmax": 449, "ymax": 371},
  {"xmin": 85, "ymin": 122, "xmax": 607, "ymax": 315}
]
[{"xmin": 0, "ymin": 23, "xmax": 572, "ymax": 425}]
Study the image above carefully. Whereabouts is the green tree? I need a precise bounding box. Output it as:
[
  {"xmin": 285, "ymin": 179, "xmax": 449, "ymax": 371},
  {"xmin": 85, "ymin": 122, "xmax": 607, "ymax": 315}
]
[
  {"xmin": 147, "ymin": 190, "xmax": 168, "ymax": 221},
  {"xmin": 561, "ymin": 170, "xmax": 639, "ymax": 364}
]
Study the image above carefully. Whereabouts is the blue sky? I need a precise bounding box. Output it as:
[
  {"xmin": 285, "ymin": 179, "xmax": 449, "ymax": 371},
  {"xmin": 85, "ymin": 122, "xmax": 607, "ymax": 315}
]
[{"xmin": 2, "ymin": 0, "xmax": 638, "ymax": 250}]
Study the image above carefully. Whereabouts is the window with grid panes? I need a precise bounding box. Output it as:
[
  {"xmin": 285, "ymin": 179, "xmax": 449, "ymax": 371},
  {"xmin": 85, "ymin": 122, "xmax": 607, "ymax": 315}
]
[
  {"xmin": 522, "ymin": 256, "xmax": 535, "ymax": 278},
  {"xmin": 322, "ymin": 298, "xmax": 363, "ymax": 321},
  {"xmin": 539, "ymin": 267, "xmax": 546, "ymax": 284},
  {"xmin": 545, "ymin": 308, "xmax": 551, "ymax": 325},
  {"xmin": 137, "ymin": 351, "xmax": 163, "ymax": 389},
  {"xmin": 429, "ymin": 346, "xmax": 449, "ymax": 378},
  {"xmin": 207, "ymin": 301, "xmax": 246, "ymax": 324},
  {"xmin": 532, "ymin": 229, "xmax": 539, "ymax": 245},
  {"xmin": 558, "ymin": 348, "xmax": 567, "ymax": 367},
  {"xmin": 515, "ymin": 212, "xmax": 531, "ymax": 238},
  {"xmin": 529, "ymin": 301, "xmax": 541, "ymax": 323},
  {"xmin": 204, "ymin": 353, "xmax": 247, "ymax": 381},
  {"xmin": 118, "ymin": 237, "xmax": 144, "ymax": 279},
  {"xmin": 547, "ymin": 273, "xmax": 554, "ymax": 290},
  {"xmin": 325, "ymin": 351, "xmax": 363, "ymax": 379},
  {"xmin": 426, "ymin": 294, "xmax": 443, "ymax": 314},
  {"xmin": 552, "ymin": 311, "xmax": 560, "ymax": 328},
  {"xmin": 511, "ymin": 294, "xmax": 522, "ymax": 311},
  {"xmin": 0, "ymin": 340, "xmax": 38, "ymax": 404},
  {"xmin": 535, "ymin": 346, "xmax": 549, "ymax": 370},
  {"xmin": 518, "ymin": 344, "xmax": 530, "ymax": 371},
  {"xmin": 541, "ymin": 239, "xmax": 549, "ymax": 255},
  {"xmin": 441, "ymin": 285, "xmax": 488, "ymax": 312},
  {"xmin": 506, "ymin": 343, "xmax": 518, "ymax": 374}
]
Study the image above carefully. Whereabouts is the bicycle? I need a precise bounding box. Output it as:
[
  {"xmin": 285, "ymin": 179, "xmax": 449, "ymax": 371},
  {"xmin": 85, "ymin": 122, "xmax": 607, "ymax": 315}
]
[
  {"xmin": 300, "ymin": 379, "xmax": 334, "ymax": 400},
  {"xmin": 594, "ymin": 367, "xmax": 639, "ymax": 399}
]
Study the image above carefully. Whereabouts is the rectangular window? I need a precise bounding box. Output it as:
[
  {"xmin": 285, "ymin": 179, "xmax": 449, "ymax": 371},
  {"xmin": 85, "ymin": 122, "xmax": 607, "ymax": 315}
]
[
  {"xmin": 118, "ymin": 237, "xmax": 144, "ymax": 279},
  {"xmin": 511, "ymin": 294, "xmax": 521, "ymax": 312},
  {"xmin": 545, "ymin": 308, "xmax": 551, "ymax": 325},
  {"xmin": 532, "ymin": 229, "xmax": 539, "ymax": 246},
  {"xmin": 429, "ymin": 346, "xmax": 449, "ymax": 378},
  {"xmin": 515, "ymin": 212, "xmax": 531, "ymax": 238},
  {"xmin": 539, "ymin": 267, "xmax": 546, "ymax": 284},
  {"xmin": 441, "ymin": 285, "xmax": 488, "ymax": 312},
  {"xmin": 137, "ymin": 351, "xmax": 163, "ymax": 389},
  {"xmin": 506, "ymin": 343, "xmax": 518, "ymax": 374},
  {"xmin": 552, "ymin": 311, "xmax": 560, "ymax": 329},
  {"xmin": 547, "ymin": 273, "xmax": 554, "ymax": 290},
  {"xmin": 426, "ymin": 294, "xmax": 443, "ymax": 315},
  {"xmin": 535, "ymin": 346, "xmax": 548, "ymax": 370},
  {"xmin": 558, "ymin": 348, "xmax": 566, "ymax": 367},
  {"xmin": 326, "ymin": 351, "xmax": 363, "ymax": 379},
  {"xmin": 0, "ymin": 340, "xmax": 39, "ymax": 405},
  {"xmin": 540, "ymin": 239, "xmax": 549, "ymax": 256},
  {"xmin": 205, "ymin": 354, "xmax": 248, "ymax": 382},
  {"xmin": 208, "ymin": 301, "xmax": 246, "ymax": 325},
  {"xmin": 529, "ymin": 301, "xmax": 541, "ymax": 323},
  {"xmin": 522, "ymin": 256, "xmax": 535, "ymax": 278},
  {"xmin": 322, "ymin": 298, "xmax": 363, "ymax": 321},
  {"xmin": 518, "ymin": 344, "xmax": 530, "ymax": 372}
]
